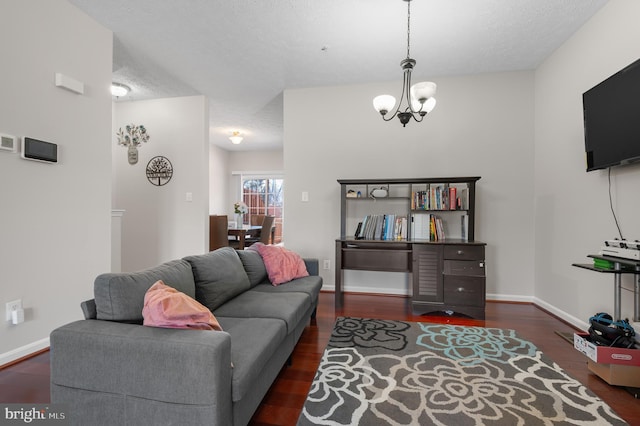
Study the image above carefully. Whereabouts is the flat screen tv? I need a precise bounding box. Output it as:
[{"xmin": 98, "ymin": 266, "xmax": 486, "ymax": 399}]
[{"xmin": 583, "ymin": 57, "xmax": 640, "ymax": 172}]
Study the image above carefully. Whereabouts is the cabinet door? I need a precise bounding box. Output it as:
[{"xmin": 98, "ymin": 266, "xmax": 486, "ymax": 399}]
[{"xmin": 412, "ymin": 244, "xmax": 443, "ymax": 303}]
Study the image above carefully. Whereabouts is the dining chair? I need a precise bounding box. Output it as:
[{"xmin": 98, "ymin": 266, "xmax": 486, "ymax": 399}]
[
  {"xmin": 209, "ymin": 215, "xmax": 229, "ymax": 251},
  {"xmin": 245, "ymin": 215, "xmax": 275, "ymax": 247},
  {"xmin": 250, "ymin": 214, "xmax": 265, "ymax": 226}
]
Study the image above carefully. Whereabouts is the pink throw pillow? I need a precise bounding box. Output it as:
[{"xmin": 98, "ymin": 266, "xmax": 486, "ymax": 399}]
[
  {"xmin": 143, "ymin": 280, "xmax": 223, "ymax": 331},
  {"xmin": 251, "ymin": 243, "xmax": 309, "ymax": 285}
]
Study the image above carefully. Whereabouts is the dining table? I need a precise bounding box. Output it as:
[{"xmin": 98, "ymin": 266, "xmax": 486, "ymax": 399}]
[{"xmin": 227, "ymin": 225, "xmax": 262, "ymax": 250}]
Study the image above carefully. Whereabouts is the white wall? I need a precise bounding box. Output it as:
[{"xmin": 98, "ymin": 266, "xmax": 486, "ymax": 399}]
[
  {"xmin": 113, "ymin": 96, "xmax": 209, "ymax": 271},
  {"xmin": 209, "ymin": 144, "xmax": 230, "ymax": 214},
  {"xmin": 534, "ymin": 0, "xmax": 640, "ymax": 328},
  {"xmin": 0, "ymin": 0, "xmax": 112, "ymax": 364},
  {"xmin": 284, "ymin": 72, "xmax": 535, "ymax": 296},
  {"xmin": 228, "ymin": 149, "xmax": 284, "ymax": 173}
]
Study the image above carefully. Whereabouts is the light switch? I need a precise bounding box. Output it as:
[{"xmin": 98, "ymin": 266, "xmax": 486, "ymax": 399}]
[
  {"xmin": 186, "ymin": 192, "xmax": 193, "ymax": 202},
  {"xmin": 302, "ymin": 191, "xmax": 309, "ymax": 202}
]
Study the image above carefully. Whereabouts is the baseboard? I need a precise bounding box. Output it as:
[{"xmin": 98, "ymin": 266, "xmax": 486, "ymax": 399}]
[
  {"xmin": 345, "ymin": 286, "xmax": 409, "ymax": 296},
  {"xmin": 0, "ymin": 337, "xmax": 50, "ymax": 368},
  {"xmin": 321, "ymin": 284, "xmax": 408, "ymax": 296},
  {"xmin": 486, "ymin": 293, "xmax": 534, "ymax": 303},
  {"xmin": 532, "ymin": 297, "xmax": 589, "ymax": 331},
  {"xmin": 330, "ymin": 290, "xmax": 539, "ymax": 301}
]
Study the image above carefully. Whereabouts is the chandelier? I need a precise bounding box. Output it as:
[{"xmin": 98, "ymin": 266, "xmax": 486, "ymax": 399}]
[
  {"xmin": 229, "ymin": 131, "xmax": 243, "ymax": 145},
  {"xmin": 373, "ymin": 0, "xmax": 436, "ymax": 127}
]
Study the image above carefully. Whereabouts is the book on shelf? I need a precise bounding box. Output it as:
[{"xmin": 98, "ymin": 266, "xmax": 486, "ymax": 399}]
[
  {"xmin": 461, "ymin": 214, "xmax": 469, "ymax": 241},
  {"xmin": 354, "ymin": 222, "xmax": 363, "ymax": 239},
  {"xmin": 430, "ymin": 184, "xmax": 444, "ymax": 210},
  {"xmin": 458, "ymin": 188, "xmax": 469, "ymax": 210},
  {"xmin": 449, "ymin": 187, "xmax": 457, "ymax": 210}
]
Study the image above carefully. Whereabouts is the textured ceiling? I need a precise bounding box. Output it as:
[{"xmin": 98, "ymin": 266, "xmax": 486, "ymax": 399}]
[{"xmin": 69, "ymin": 0, "xmax": 608, "ymax": 151}]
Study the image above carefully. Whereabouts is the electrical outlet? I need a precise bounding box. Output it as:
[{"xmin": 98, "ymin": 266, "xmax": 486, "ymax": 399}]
[
  {"xmin": 323, "ymin": 259, "xmax": 331, "ymax": 270},
  {"xmin": 5, "ymin": 299, "xmax": 22, "ymax": 322}
]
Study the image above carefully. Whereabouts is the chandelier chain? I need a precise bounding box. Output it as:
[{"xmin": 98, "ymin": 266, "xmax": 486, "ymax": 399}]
[{"xmin": 406, "ymin": 0, "xmax": 411, "ymax": 59}]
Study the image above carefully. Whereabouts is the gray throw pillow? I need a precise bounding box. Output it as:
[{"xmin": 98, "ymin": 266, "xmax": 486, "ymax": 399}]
[{"xmin": 184, "ymin": 247, "xmax": 251, "ymax": 311}]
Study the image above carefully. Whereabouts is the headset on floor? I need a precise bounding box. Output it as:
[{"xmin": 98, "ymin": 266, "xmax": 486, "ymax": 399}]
[{"xmin": 588, "ymin": 312, "xmax": 637, "ymax": 349}]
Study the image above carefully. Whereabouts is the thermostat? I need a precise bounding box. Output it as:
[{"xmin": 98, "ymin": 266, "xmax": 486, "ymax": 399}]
[{"xmin": 21, "ymin": 137, "xmax": 58, "ymax": 163}]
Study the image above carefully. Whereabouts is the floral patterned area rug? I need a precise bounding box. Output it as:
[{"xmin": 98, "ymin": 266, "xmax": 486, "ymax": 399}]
[{"xmin": 297, "ymin": 317, "xmax": 627, "ymax": 426}]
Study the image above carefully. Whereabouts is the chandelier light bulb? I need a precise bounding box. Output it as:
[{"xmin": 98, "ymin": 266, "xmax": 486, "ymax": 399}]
[
  {"xmin": 423, "ymin": 97, "xmax": 437, "ymax": 113},
  {"xmin": 410, "ymin": 82, "xmax": 437, "ymax": 103},
  {"xmin": 410, "ymin": 98, "xmax": 424, "ymax": 114},
  {"xmin": 373, "ymin": 95, "xmax": 396, "ymax": 115}
]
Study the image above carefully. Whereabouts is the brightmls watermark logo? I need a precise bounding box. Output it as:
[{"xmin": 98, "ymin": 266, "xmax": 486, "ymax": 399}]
[{"xmin": 1, "ymin": 405, "xmax": 68, "ymax": 425}]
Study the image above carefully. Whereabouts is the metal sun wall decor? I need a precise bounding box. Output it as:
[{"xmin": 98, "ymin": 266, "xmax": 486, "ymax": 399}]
[
  {"xmin": 146, "ymin": 156, "xmax": 173, "ymax": 186},
  {"xmin": 116, "ymin": 124, "xmax": 150, "ymax": 165}
]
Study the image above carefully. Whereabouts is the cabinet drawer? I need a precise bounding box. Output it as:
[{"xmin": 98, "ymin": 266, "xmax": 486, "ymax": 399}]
[
  {"xmin": 342, "ymin": 246, "xmax": 411, "ymax": 272},
  {"xmin": 444, "ymin": 245, "xmax": 484, "ymax": 260},
  {"xmin": 443, "ymin": 260, "xmax": 485, "ymax": 276},
  {"xmin": 444, "ymin": 276, "xmax": 485, "ymax": 307}
]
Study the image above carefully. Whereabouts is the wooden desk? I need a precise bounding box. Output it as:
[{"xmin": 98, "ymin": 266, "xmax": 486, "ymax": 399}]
[
  {"xmin": 335, "ymin": 238, "xmax": 486, "ymax": 319},
  {"xmin": 228, "ymin": 225, "xmax": 261, "ymax": 250}
]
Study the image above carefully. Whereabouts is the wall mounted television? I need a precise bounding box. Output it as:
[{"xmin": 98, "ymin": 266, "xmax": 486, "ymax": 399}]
[{"xmin": 583, "ymin": 57, "xmax": 640, "ymax": 172}]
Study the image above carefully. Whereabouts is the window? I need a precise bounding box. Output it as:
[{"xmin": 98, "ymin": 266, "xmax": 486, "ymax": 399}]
[{"xmin": 241, "ymin": 176, "xmax": 283, "ymax": 244}]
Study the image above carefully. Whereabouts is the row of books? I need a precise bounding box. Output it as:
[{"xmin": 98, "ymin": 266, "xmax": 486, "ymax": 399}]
[
  {"xmin": 411, "ymin": 185, "xmax": 469, "ymax": 211},
  {"xmin": 354, "ymin": 214, "xmax": 408, "ymax": 240},
  {"xmin": 412, "ymin": 214, "xmax": 446, "ymax": 241},
  {"xmin": 353, "ymin": 213, "xmax": 470, "ymax": 241},
  {"xmin": 412, "ymin": 213, "xmax": 470, "ymax": 242}
]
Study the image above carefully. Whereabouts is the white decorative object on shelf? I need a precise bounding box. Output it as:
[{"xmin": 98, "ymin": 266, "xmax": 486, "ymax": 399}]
[{"xmin": 370, "ymin": 188, "xmax": 388, "ymax": 198}]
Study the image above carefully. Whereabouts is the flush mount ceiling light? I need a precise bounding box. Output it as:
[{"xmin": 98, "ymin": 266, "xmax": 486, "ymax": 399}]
[
  {"xmin": 111, "ymin": 83, "xmax": 131, "ymax": 97},
  {"xmin": 373, "ymin": 0, "xmax": 437, "ymax": 127},
  {"xmin": 229, "ymin": 131, "xmax": 243, "ymax": 145}
]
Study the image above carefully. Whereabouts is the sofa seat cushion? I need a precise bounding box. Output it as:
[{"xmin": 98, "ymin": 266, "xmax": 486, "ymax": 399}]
[
  {"xmin": 250, "ymin": 275, "xmax": 323, "ymax": 306},
  {"xmin": 184, "ymin": 247, "xmax": 251, "ymax": 311},
  {"xmin": 214, "ymin": 292, "xmax": 310, "ymax": 334},
  {"xmin": 94, "ymin": 259, "xmax": 196, "ymax": 322},
  {"xmin": 217, "ymin": 317, "xmax": 286, "ymax": 402}
]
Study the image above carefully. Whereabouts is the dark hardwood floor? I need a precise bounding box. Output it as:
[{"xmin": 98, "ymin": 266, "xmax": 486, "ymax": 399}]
[{"xmin": 1, "ymin": 292, "xmax": 639, "ymax": 425}]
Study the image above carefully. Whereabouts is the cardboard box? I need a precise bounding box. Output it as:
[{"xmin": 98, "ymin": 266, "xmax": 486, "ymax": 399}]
[
  {"xmin": 574, "ymin": 333, "xmax": 640, "ymax": 387},
  {"xmin": 587, "ymin": 360, "xmax": 640, "ymax": 388},
  {"xmin": 573, "ymin": 333, "xmax": 640, "ymax": 366}
]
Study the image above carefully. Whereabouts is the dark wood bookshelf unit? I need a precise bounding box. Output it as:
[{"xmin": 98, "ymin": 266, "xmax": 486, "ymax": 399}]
[{"xmin": 336, "ymin": 177, "xmax": 487, "ymax": 319}]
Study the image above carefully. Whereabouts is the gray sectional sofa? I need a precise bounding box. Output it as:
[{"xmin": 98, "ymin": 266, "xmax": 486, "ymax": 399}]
[{"xmin": 50, "ymin": 247, "xmax": 322, "ymax": 426}]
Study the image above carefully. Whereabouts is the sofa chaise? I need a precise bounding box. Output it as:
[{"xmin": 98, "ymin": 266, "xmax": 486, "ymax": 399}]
[{"xmin": 49, "ymin": 246, "xmax": 322, "ymax": 426}]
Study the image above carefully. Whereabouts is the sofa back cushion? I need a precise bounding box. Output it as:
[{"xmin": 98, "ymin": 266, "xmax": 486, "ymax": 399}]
[
  {"xmin": 94, "ymin": 259, "xmax": 196, "ymax": 322},
  {"xmin": 236, "ymin": 249, "xmax": 268, "ymax": 287},
  {"xmin": 184, "ymin": 247, "xmax": 251, "ymax": 311}
]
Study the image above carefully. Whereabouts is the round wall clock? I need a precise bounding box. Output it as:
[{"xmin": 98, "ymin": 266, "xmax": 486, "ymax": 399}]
[{"xmin": 146, "ymin": 156, "xmax": 173, "ymax": 186}]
